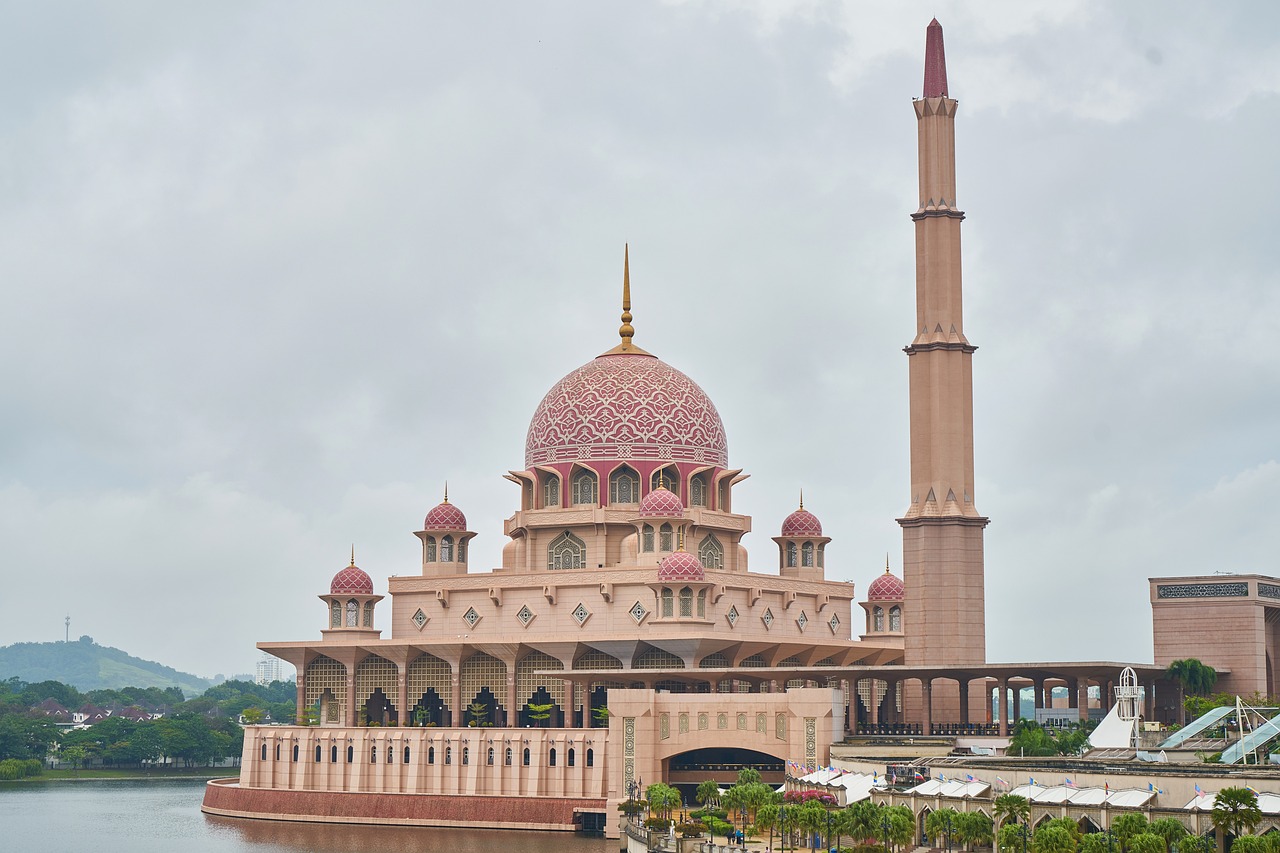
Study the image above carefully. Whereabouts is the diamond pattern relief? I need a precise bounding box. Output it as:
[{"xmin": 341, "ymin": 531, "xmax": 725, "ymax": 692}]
[
  {"xmin": 630, "ymin": 601, "xmax": 648, "ymax": 624},
  {"xmin": 463, "ymin": 607, "xmax": 481, "ymax": 628},
  {"xmin": 412, "ymin": 609, "xmax": 428, "ymax": 630},
  {"xmin": 726, "ymin": 605, "xmax": 739, "ymax": 627},
  {"xmin": 525, "ymin": 354, "xmax": 729, "ymax": 468},
  {"xmin": 572, "ymin": 602, "xmax": 590, "ymax": 626},
  {"xmin": 761, "ymin": 608, "xmax": 774, "ymax": 629},
  {"xmin": 796, "ymin": 611, "xmax": 808, "ymax": 631},
  {"xmin": 516, "ymin": 604, "xmax": 535, "ymax": 627},
  {"xmin": 828, "ymin": 613, "xmax": 840, "ymax": 634}
]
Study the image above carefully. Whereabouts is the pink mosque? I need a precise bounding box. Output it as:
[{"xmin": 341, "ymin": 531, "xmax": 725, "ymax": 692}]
[{"xmin": 201, "ymin": 20, "xmax": 1280, "ymax": 836}]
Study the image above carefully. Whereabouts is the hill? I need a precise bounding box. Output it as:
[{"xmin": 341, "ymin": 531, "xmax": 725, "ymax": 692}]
[{"xmin": 0, "ymin": 636, "xmax": 215, "ymax": 696}]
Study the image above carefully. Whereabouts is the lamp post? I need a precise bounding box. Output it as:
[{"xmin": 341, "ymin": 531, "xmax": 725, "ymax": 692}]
[
  {"xmin": 826, "ymin": 806, "xmax": 833, "ymax": 853},
  {"xmin": 1017, "ymin": 822, "xmax": 1030, "ymax": 853},
  {"xmin": 944, "ymin": 812, "xmax": 954, "ymax": 853},
  {"xmin": 881, "ymin": 814, "xmax": 892, "ymax": 853}
]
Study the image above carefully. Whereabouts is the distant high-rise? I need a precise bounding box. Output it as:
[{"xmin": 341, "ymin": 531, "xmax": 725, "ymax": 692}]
[{"xmin": 254, "ymin": 653, "xmax": 288, "ymax": 686}]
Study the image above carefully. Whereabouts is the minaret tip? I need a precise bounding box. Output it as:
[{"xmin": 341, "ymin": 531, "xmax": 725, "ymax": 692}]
[
  {"xmin": 350, "ymin": 545, "xmax": 356, "ymax": 567},
  {"xmin": 619, "ymin": 243, "xmax": 634, "ymax": 349},
  {"xmin": 923, "ymin": 18, "xmax": 949, "ymax": 98},
  {"xmin": 443, "ymin": 482, "xmax": 449, "ymax": 503},
  {"xmin": 799, "ymin": 488, "xmax": 804, "ymax": 511}
]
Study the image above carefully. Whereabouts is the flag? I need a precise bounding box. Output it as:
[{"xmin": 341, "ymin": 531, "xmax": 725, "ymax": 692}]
[
  {"xmin": 1105, "ymin": 782, "xmax": 1110, "ymax": 793},
  {"xmin": 1029, "ymin": 777, "xmax": 1037, "ymax": 786},
  {"xmin": 1195, "ymin": 784, "xmax": 1202, "ymax": 796},
  {"xmin": 966, "ymin": 774, "xmax": 976, "ymax": 782},
  {"xmin": 996, "ymin": 776, "xmax": 1010, "ymax": 787},
  {"xmin": 914, "ymin": 771, "xmax": 926, "ymax": 781},
  {"xmin": 1065, "ymin": 779, "xmax": 1076, "ymax": 789},
  {"xmin": 1247, "ymin": 785, "xmax": 1259, "ymax": 795},
  {"xmin": 938, "ymin": 774, "xmax": 947, "ymax": 782}
]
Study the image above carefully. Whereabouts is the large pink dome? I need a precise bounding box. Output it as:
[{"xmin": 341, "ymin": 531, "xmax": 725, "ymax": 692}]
[
  {"xmin": 330, "ymin": 564, "xmax": 373, "ymax": 595},
  {"xmin": 781, "ymin": 508, "xmax": 823, "ymax": 537},
  {"xmin": 657, "ymin": 551, "xmax": 705, "ymax": 582},
  {"xmin": 525, "ymin": 352, "xmax": 728, "ymax": 469},
  {"xmin": 867, "ymin": 571, "xmax": 904, "ymax": 601}
]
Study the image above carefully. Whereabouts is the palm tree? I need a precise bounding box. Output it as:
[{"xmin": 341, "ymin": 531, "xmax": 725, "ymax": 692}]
[
  {"xmin": 1211, "ymin": 787, "xmax": 1262, "ymax": 845},
  {"xmin": 1033, "ymin": 825, "xmax": 1079, "ymax": 853},
  {"xmin": 995, "ymin": 794, "xmax": 1032, "ymax": 830},
  {"xmin": 1113, "ymin": 814, "xmax": 1150, "ymax": 852},
  {"xmin": 1130, "ymin": 835, "xmax": 1167, "ymax": 853},
  {"xmin": 927, "ymin": 808, "xmax": 962, "ymax": 850},
  {"xmin": 1166, "ymin": 659, "xmax": 1219, "ymax": 723},
  {"xmin": 695, "ymin": 779, "xmax": 720, "ymax": 809},
  {"xmin": 1148, "ymin": 818, "xmax": 1189, "ymax": 853},
  {"xmin": 957, "ymin": 811, "xmax": 995, "ymax": 851}
]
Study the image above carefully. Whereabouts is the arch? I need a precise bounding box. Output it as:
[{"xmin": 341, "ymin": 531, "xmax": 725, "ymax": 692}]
[
  {"xmin": 634, "ymin": 647, "xmax": 685, "ymax": 669},
  {"xmin": 462, "ymin": 746, "xmax": 469, "ymax": 765},
  {"xmin": 504, "ymin": 747, "xmax": 512, "ymax": 766},
  {"xmin": 571, "ymin": 468, "xmax": 597, "ymax": 505},
  {"xmin": 661, "ymin": 587, "xmax": 674, "ymax": 618},
  {"xmin": 516, "ymin": 650, "xmax": 565, "ymax": 726},
  {"xmin": 817, "ymin": 544, "xmax": 825, "ymax": 568},
  {"xmin": 460, "ymin": 652, "xmax": 507, "ymax": 725},
  {"xmin": 346, "ymin": 599, "xmax": 359, "ymax": 627},
  {"xmin": 425, "ymin": 536, "xmax": 437, "ymax": 562},
  {"xmin": 362, "ymin": 601, "xmax": 373, "ymax": 627},
  {"xmin": 609, "ymin": 465, "xmax": 641, "ymax": 504},
  {"xmin": 889, "ymin": 605, "xmax": 901, "ymax": 632},
  {"xmin": 642, "ymin": 524, "xmax": 655, "ymax": 552},
  {"xmin": 407, "ymin": 653, "xmax": 452, "ymax": 726},
  {"xmin": 440, "ymin": 535, "xmax": 453, "ymax": 562},
  {"xmin": 873, "ymin": 606, "xmax": 885, "ymax": 632},
  {"xmin": 700, "ymin": 653, "xmax": 730, "ymax": 668},
  {"xmin": 697, "ymin": 589, "xmax": 706, "ymax": 618},
  {"xmin": 428, "ymin": 746, "xmax": 435, "ymax": 764},
  {"xmin": 665, "ymin": 746, "xmax": 785, "ymax": 779},
  {"xmin": 659, "ymin": 523, "xmax": 674, "ymax": 552},
  {"xmin": 651, "ymin": 465, "xmax": 678, "ymax": 493},
  {"xmin": 542, "ymin": 472, "xmax": 561, "ymax": 509},
  {"xmin": 304, "ymin": 656, "xmax": 347, "ymax": 726},
  {"xmin": 403, "ymin": 746, "xmax": 411, "ymax": 764},
  {"xmin": 522, "ymin": 747, "xmax": 531, "ymax": 766},
  {"xmin": 801, "ymin": 541, "xmax": 814, "ymax": 567},
  {"xmin": 487, "ymin": 747, "xmax": 494, "ymax": 766},
  {"xmin": 567, "ymin": 747, "xmax": 575, "ymax": 767},
  {"xmin": 679, "ymin": 586, "xmax": 694, "ymax": 618},
  {"xmin": 699, "ymin": 534, "xmax": 724, "ymax": 569},
  {"xmin": 690, "ymin": 473, "xmax": 708, "ymax": 507},
  {"xmin": 785, "ymin": 543, "xmax": 797, "ymax": 568},
  {"xmin": 549, "ymin": 747, "xmax": 557, "ymax": 767},
  {"xmin": 354, "ymin": 655, "xmax": 398, "ymax": 726},
  {"xmin": 586, "ymin": 748, "xmax": 594, "ymax": 767},
  {"xmin": 330, "ymin": 601, "xmax": 341, "ymax": 628},
  {"xmin": 548, "ymin": 531, "xmax": 586, "ymax": 570},
  {"xmin": 330, "ymin": 745, "xmax": 337, "ymax": 763},
  {"xmin": 458, "ymin": 539, "xmax": 467, "ymax": 563}
]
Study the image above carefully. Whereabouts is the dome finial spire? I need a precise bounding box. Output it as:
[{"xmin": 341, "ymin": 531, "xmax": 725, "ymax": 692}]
[
  {"xmin": 350, "ymin": 544, "xmax": 356, "ymax": 566},
  {"xmin": 886, "ymin": 552, "xmax": 891, "ymax": 574},
  {"xmin": 618, "ymin": 243, "xmax": 635, "ymax": 349},
  {"xmin": 799, "ymin": 488, "xmax": 804, "ymax": 510},
  {"xmin": 443, "ymin": 481, "xmax": 449, "ymax": 503}
]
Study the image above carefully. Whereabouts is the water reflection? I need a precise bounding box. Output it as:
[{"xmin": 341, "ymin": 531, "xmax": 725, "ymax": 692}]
[{"xmin": 0, "ymin": 778, "xmax": 616, "ymax": 853}]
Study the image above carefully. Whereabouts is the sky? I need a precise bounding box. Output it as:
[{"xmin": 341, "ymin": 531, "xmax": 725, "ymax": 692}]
[{"xmin": 2, "ymin": 1, "xmax": 1278, "ymax": 682}]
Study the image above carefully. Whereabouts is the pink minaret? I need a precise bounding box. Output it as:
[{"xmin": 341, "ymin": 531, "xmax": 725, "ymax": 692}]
[{"xmin": 899, "ymin": 19, "xmax": 988, "ymax": 725}]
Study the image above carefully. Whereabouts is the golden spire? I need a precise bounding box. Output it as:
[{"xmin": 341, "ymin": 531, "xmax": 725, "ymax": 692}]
[
  {"xmin": 619, "ymin": 243, "xmax": 634, "ymax": 349},
  {"xmin": 886, "ymin": 553, "xmax": 891, "ymax": 574},
  {"xmin": 443, "ymin": 482, "xmax": 449, "ymax": 504},
  {"xmin": 799, "ymin": 489, "xmax": 805, "ymax": 510},
  {"xmin": 604, "ymin": 244, "xmax": 651, "ymax": 356},
  {"xmin": 350, "ymin": 545, "xmax": 356, "ymax": 567}
]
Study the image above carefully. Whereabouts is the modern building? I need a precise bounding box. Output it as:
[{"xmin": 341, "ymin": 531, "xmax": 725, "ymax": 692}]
[
  {"xmin": 202, "ymin": 19, "xmax": 1275, "ymax": 836},
  {"xmin": 254, "ymin": 653, "xmax": 290, "ymax": 687}
]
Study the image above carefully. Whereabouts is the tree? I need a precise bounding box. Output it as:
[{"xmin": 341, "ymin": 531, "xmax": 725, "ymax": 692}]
[
  {"xmin": 1080, "ymin": 834, "xmax": 1111, "ymax": 853},
  {"xmin": 1009, "ymin": 721, "xmax": 1060, "ymax": 757},
  {"xmin": 999, "ymin": 822, "xmax": 1033, "ymax": 853},
  {"xmin": 1113, "ymin": 814, "xmax": 1150, "ymax": 852},
  {"xmin": 927, "ymin": 808, "xmax": 962, "ymax": 849},
  {"xmin": 1211, "ymin": 787, "xmax": 1262, "ymax": 843},
  {"xmin": 1148, "ymin": 818, "xmax": 1189, "ymax": 853},
  {"xmin": 1130, "ymin": 835, "xmax": 1167, "ymax": 853},
  {"xmin": 526, "ymin": 702, "xmax": 554, "ymax": 727},
  {"xmin": 956, "ymin": 810, "xmax": 995, "ymax": 851},
  {"xmin": 466, "ymin": 701, "xmax": 487, "ymax": 727},
  {"xmin": 696, "ymin": 779, "xmax": 721, "ymax": 808},
  {"xmin": 841, "ymin": 800, "xmax": 883, "ymax": 845},
  {"xmin": 1167, "ymin": 660, "xmax": 1219, "ymax": 724},
  {"xmin": 646, "ymin": 782, "xmax": 681, "ymax": 822},
  {"xmin": 995, "ymin": 794, "xmax": 1032, "ymax": 829},
  {"xmin": 1033, "ymin": 824, "xmax": 1079, "ymax": 853},
  {"xmin": 1223, "ymin": 838, "xmax": 1267, "ymax": 853}
]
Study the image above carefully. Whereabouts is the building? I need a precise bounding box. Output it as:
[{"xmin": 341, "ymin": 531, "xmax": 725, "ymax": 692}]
[
  {"xmin": 201, "ymin": 19, "xmax": 1271, "ymax": 836},
  {"xmin": 254, "ymin": 653, "xmax": 289, "ymax": 687}
]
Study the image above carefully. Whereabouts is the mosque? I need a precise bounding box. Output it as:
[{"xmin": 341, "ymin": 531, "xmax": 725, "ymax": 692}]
[{"xmin": 201, "ymin": 20, "xmax": 1280, "ymax": 837}]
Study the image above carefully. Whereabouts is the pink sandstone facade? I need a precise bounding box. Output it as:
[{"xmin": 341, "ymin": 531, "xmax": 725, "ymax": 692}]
[{"xmin": 203, "ymin": 19, "xmax": 1268, "ymax": 835}]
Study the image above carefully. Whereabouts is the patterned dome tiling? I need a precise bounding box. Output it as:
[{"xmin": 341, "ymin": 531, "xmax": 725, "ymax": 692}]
[
  {"xmin": 867, "ymin": 570, "xmax": 905, "ymax": 601},
  {"xmin": 525, "ymin": 353, "xmax": 728, "ymax": 469},
  {"xmin": 657, "ymin": 551, "xmax": 705, "ymax": 582},
  {"xmin": 639, "ymin": 486, "xmax": 685, "ymax": 517},
  {"xmin": 330, "ymin": 565, "xmax": 374, "ymax": 595},
  {"xmin": 780, "ymin": 508, "xmax": 823, "ymax": 537},
  {"xmin": 423, "ymin": 501, "xmax": 467, "ymax": 531}
]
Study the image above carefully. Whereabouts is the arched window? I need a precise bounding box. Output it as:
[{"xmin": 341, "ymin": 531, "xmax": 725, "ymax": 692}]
[
  {"xmin": 425, "ymin": 536, "xmax": 437, "ymax": 562},
  {"xmin": 642, "ymin": 524, "xmax": 655, "ymax": 552},
  {"xmin": 347, "ymin": 746, "xmax": 353, "ymax": 763},
  {"xmin": 802, "ymin": 542, "xmax": 814, "ymax": 567},
  {"xmin": 445, "ymin": 747, "xmax": 452, "ymax": 765},
  {"xmin": 549, "ymin": 747, "xmax": 557, "ymax": 767},
  {"xmin": 387, "ymin": 746, "xmax": 393, "ymax": 763},
  {"xmin": 718, "ymin": 478, "xmax": 730, "ymax": 511},
  {"xmin": 679, "ymin": 587, "xmax": 693, "ymax": 618},
  {"xmin": 542, "ymin": 473, "xmax": 561, "ymax": 508},
  {"xmin": 889, "ymin": 606, "xmax": 901, "ymax": 632},
  {"xmin": 690, "ymin": 473, "xmax": 708, "ymax": 507},
  {"xmin": 487, "ymin": 747, "xmax": 494, "ymax": 766},
  {"xmin": 440, "ymin": 535, "xmax": 453, "ymax": 562},
  {"xmin": 659, "ymin": 523, "xmax": 673, "ymax": 552},
  {"xmin": 428, "ymin": 747, "xmax": 435, "ymax": 764},
  {"xmin": 462, "ymin": 747, "xmax": 469, "ymax": 765},
  {"xmin": 346, "ymin": 599, "xmax": 359, "ymax": 626},
  {"xmin": 548, "ymin": 531, "xmax": 586, "ymax": 570},
  {"xmin": 817, "ymin": 545, "xmax": 825, "ymax": 568},
  {"xmin": 571, "ymin": 470, "xmax": 597, "ymax": 505},
  {"xmin": 331, "ymin": 745, "xmax": 338, "ymax": 763},
  {"xmin": 873, "ymin": 606, "xmax": 884, "ymax": 632},
  {"xmin": 505, "ymin": 747, "xmax": 512, "ymax": 766},
  {"xmin": 330, "ymin": 601, "xmax": 341, "ymax": 628},
  {"xmin": 651, "ymin": 467, "xmax": 676, "ymax": 492},
  {"xmin": 370, "ymin": 746, "xmax": 377, "ymax": 764},
  {"xmin": 404, "ymin": 746, "xmax": 411, "ymax": 763},
  {"xmin": 458, "ymin": 540, "xmax": 466, "ymax": 563},
  {"xmin": 786, "ymin": 543, "xmax": 797, "ymax": 568},
  {"xmin": 586, "ymin": 748, "xmax": 594, "ymax": 767},
  {"xmin": 609, "ymin": 466, "xmax": 640, "ymax": 504},
  {"xmin": 522, "ymin": 748, "xmax": 530, "ymax": 766},
  {"xmin": 698, "ymin": 534, "xmax": 723, "ymax": 569},
  {"xmin": 260, "ymin": 744, "xmax": 267, "ymax": 761},
  {"xmin": 292, "ymin": 745, "xmax": 299, "ymax": 762},
  {"xmin": 661, "ymin": 588, "xmax": 674, "ymax": 618},
  {"xmin": 697, "ymin": 589, "xmax": 706, "ymax": 618},
  {"xmin": 567, "ymin": 747, "xmax": 576, "ymax": 767},
  {"xmin": 362, "ymin": 602, "xmax": 373, "ymax": 627},
  {"xmin": 315, "ymin": 745, "xmax": 321, "ymax": 762}
]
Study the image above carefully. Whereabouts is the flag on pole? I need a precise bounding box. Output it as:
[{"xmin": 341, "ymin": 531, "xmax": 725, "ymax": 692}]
[
  {"xmin": 1105, "ymin": 782, "xmax": 1110, "ymax": 794},
  {"xmin": 966, "ymin": 774, "xmax": 976, "ymax": 782},
  {"xmin": 996, "ymin": 776, "xmax": 1010, "ymax": 787},
  {"xmin": 1029, "ymin": 777, "xmax": 1037, "ymax": 786},
  {"xmin": 1195, "ymin": 784, "xmax": 1203, "ymax": 796},
  {"xmin": 1065, "ymin": 779, "xmax": 1076, "ymax": 789}
]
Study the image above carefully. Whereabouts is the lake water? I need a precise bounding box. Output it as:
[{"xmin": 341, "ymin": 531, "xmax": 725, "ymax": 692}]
[{"xmin": 0, "ymin": 778, "xmax": 619, "ymax": 853}]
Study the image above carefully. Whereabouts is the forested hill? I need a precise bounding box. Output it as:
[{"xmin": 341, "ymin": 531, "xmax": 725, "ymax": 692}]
[{"xmin": 0, "ymin": 637, "xmax": 215, "ymax": 695}]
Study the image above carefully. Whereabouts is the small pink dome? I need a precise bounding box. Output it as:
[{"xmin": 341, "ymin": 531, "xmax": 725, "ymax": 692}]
[
  {"xmin": 781, "ymin": 507, "xmax": 822, "ymax": 537},
  {"xmin": 330, "ymin": 564, "xmax": 373, "ymax": 595},
  {"xmin": 424, "ymin": 500, "xmax": 467, "ymax": 531},
  {"xmin": 658, "ymin": 551, "xmax": 704, "ymax": 582},
  {"xmin": 639, "ymin": 486, "xmax": 684, "ymax": 517},
  {"xmin": 867, "ymin": 571, "xmax": 904, "ymax": 601}
]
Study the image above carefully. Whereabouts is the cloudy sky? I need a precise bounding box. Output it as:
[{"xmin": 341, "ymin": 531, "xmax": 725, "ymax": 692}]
[{"xmin": 2, "ymin": 1, "xmax": 1278, "ymax": 682}]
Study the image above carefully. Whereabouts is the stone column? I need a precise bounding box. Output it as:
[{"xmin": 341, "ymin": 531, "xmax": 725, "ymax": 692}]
[
  {"xmin": 921, "ymin": 679, "xmax": 933, "ymax": 735},
  {"xmin": 507, "ymin": 672, "xmax": 518, "ymax": 727},
  {"xmin": 397, "ymin": 666, "xmax": 409, "ymax": 728},
  {"xmin": 998, "ymin": 680, "xmax": 1009, "ymax": 737},
  {"xmin": 959, "ymin": 678, "xmax": 970, "ymax": 726},
  {"xmin": 1077, "ymin": 680, "xmax": 1090, "ymax": 722},
  {"xmin": 845, "ymin": 679, "xmax": 857, "ymax": 735},
  {"xmin": 868, "ymin": 679, "xmax": 880, "ymax": 727},
  {"xmin": 345, "ymin": 670, "xmax": 357, "ymax": 727},
  {"xmin": 451, "ymin": 672, "xmax": 462, "ymax": 728},
  {"xmin": 564, "ymin": 678, "xmax": 576, "ymax": 727},
  {"xmin": 296, "ymin": 673, "xmax": 307, "ymax": 723},
  {"xmin": 1033, "ymin": 679, "xmax": 1045, "ymax": 715}
]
